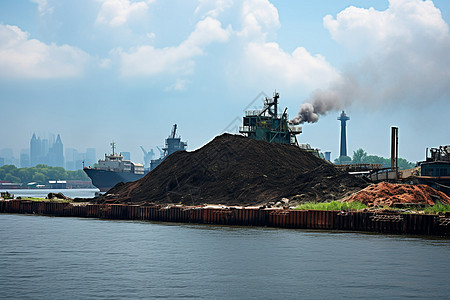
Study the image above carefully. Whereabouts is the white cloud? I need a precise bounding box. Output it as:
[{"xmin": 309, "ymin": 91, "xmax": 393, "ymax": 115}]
[
  {"xmin": 165, "ymin": 78, "xmax": 188, "ymax": 91},
  {"xmin": 30, "ymin": 0, "xmax": 53, "ymax": 15},
  {"xmin": 235, "ymin": 0, "xmax": 337, "ymax": 90},
  {"xmin": 96, "ymin": 0, "xmax": 152, "ymax": 27},
  {"xmin": 321, "ymin": 0, "xmax": 450, "ymax": 105},
  {"xmin": 195, "ymin": 0, "xmax": 233, "ymax": 18},
  {"xmin": 243, "ymin": 42, "xmax": 338, "ymax": 87},
  {"xmin": 101, "ymin": 0, "xmax": 336, "ymax": 90},
  {"xmin": 238, "ymin": 0, "xmax": 279, "ymax": 40},
  {"xmin": 0, "ymin": 24, "xmax": 90, "ymax": 79},
  {"xmin": 291, "ymin": 0, "xmax": 450, "ymax": 124},
  {"xmin": 118, "ymin": 17, "xmax": 231, "ymax": 77},
  {"xmin": 324, "ymin": 0, "xmax": 449, "ymax": 55},
  {"xmin": 99, "ymin": 58, "xmax": 112, "ymax": 69}
]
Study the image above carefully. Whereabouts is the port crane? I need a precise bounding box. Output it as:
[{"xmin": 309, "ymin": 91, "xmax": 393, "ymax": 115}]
[{"xmin": 140, "ymin": 146, "xmax": 155, "ymax": 168}]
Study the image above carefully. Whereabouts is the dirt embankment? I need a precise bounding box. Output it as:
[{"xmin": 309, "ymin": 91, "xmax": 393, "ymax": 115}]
[
  {"xmin": 344, "ymin": 181, "xmax": 450, "ymax": 207},
  {"xmin": 95, "ymin": 134, "xmax": 369, "ymax": 206}
]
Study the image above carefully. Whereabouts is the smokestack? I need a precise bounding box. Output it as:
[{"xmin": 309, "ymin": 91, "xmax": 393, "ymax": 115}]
[
  {"xmin": 337, "ymin": 111, "xmax": 350, "ymax": 157},
  {"xmin": 391, "ymin": 127, "xmax": 398, "ymax": 176}
]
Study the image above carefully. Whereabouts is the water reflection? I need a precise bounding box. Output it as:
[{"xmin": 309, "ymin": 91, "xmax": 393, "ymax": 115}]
[{"xmin": 0, "ymin": 214, "xmax": 449, "ymax": 299}]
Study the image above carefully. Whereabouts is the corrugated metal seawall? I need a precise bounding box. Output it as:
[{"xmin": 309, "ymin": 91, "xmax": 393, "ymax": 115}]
[{"xmin": 1, "ymin": 200, "xmax": 449, "ymax": 236}]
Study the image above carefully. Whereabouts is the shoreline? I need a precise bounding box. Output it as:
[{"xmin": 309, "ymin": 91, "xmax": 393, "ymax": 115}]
[{"xmin": 1, "ymin": 199, "xmax": 449, "ymax": 237}]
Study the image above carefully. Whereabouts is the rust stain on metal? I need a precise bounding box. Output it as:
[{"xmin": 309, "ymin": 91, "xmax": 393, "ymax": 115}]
[{"xmin": 1, "ymin": 200, "xmax": 449, "ymax": 236}]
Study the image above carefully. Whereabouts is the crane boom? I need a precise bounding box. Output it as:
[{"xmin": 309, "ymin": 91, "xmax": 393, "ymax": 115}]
[{"xmin": 171, "ymin": 124, "xmax": 177, "ymax": 138}]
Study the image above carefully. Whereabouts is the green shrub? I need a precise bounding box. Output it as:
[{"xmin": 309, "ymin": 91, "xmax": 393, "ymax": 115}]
[
  {"xmin": 295, "ymin": 201, "xmax": 367, "ymax": 211},
  {"xmin": 423, "ymin": 203, "xmax": 450, "ymax": 214}
]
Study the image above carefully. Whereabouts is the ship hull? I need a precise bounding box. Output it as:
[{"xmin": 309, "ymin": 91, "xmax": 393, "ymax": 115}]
[{"xmin": 84, "ymin": 168, "xmax": 149, "ymax": 192}]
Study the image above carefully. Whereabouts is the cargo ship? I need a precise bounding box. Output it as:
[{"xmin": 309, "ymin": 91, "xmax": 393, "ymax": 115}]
[
  {"xmin": 84, "ymin": 142, "xmax": 147, "ymax": 192},
  {"xmin": 84, "ymin": 125, "xmax": 187, "ymax": 192}
]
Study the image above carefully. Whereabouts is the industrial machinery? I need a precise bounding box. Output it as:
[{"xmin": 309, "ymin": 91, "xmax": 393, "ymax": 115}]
[
  {"xmin": 416, "ymin": 145, "xmax": 450, "ymax": 196},
  {"xmin": 423, "ymin": 146, "xmax": 450, "ymax": 165},
  {"xmin": 150, "ymin": 124, "xmax": 188, "ymax": 170},
  {"xmin": 239, "ymin": 91, "xmax": 302, "ymax": 145}
]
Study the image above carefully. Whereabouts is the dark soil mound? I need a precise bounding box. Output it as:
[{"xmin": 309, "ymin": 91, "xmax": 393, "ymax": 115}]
[{"xmin": 97, "ymin": 134, "xmax": 369, "ymax": 206}]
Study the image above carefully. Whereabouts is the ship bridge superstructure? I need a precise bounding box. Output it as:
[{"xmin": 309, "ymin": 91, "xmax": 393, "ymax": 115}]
[
  {"xmin": 150, "ymin": 124, "xmax": 187, "ymax": 170},
  {"xmin": 97, "ymin": 142, "xmax": 144, "ymax": 174}
]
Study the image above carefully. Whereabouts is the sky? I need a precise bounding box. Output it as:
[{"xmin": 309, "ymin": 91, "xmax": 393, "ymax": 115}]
[{"xmin": 0, "ymin": 0, "xmax": 449, "ymax": 164}]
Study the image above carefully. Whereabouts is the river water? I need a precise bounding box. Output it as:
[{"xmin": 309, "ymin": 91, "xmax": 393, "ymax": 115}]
[
  {"xmin": 0, "ymin": 188, "xmax": 99, "ymax": 199},
  {"xmin": 0, "ymin": 214, "xmax": 449, "ymax": 299}
]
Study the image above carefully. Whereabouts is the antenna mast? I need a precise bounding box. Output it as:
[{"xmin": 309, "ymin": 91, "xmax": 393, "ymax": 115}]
[{"xmin": 110, "ymin": 141, "xmax": 116, "ymax": 156}]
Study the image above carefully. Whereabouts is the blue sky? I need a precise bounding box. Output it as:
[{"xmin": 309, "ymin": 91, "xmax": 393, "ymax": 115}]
[{"xmin": 0, "ymin": 0, "xmax": 449, "ymax": 164}]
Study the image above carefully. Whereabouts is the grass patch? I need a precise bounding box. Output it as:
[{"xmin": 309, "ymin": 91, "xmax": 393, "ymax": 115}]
[
  {"xmin": 19, "ymin": 197, "xmax": 72, "ymax": 203},
  {"xmin": 295, "ymin": 201, "xmax": 368, "ymax": 211},
  {"xmin": 294, "ymin": 201, "xmax": 450, "ymax": 214},
  {"xmin": 423, "ymin": 203, "xmax": 450, "ymax": 214},
  {"xmin": 369, "ymin": 203, "xmax": 450, "ymax": 214}
]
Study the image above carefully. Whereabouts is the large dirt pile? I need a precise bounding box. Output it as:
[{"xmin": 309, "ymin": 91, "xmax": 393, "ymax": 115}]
[
  {"xmin": 345, "ymin": 182, "xmax": 450, "ymax": 207},
  {"xmin": 99, "ymin": 134, "xmax": 369, "ymax": 206}
]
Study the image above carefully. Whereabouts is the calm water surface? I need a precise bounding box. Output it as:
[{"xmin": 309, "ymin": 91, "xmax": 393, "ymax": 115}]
[
  {"xmin": 1, "ymin": 214, "xmax": 449, "ymax": 299},
  {"xmin": 0, "ymin": 188, "xmax": 99, "ymax": 199}
]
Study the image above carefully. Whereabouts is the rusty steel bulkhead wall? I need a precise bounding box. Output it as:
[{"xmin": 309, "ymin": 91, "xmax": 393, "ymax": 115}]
[{"xmin": 1, "ymin": 200, "xmax": 449, "ymax": 236}]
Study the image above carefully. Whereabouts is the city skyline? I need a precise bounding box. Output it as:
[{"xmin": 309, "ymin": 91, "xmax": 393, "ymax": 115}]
[
  {"xmin": 0, "ymin": 0, "xmax": 449, "ymax": 163},
  {"xmin": 0, "ymin": 132, "xmax": 148, "ymax": 169}
]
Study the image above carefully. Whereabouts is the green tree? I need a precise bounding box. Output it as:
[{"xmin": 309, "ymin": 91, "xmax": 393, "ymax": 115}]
[
  {"xmin": 47, "ymin": 167, "xmax": 67, "ymax": 180},
  {"xmin": 352, "ymin": 148, "xmax": 367, "ymax": 164},
  {"xmin": 364, "ymin": 155, "xmax": 389, "ymax": 165},
  {"xmin": 0, "ymin": 165, "xmax": 19, "ymax": 180},
  {"xmin": 18, "ymin": 168, "xmax": 34, "ymax": 183},
  {"xmin": 0, "ymin": 164, "xmax": 93, "ymax": 184},
  {"xmin": 32, "ymin": 172, "xmax": 47, "ymax": 184},
  {"xmin": 4, "ymin": 174, "xmax": 21, "ymax": 183},
  {"xmin": 344, "ymin": 149, "xmax": 415, "ymax": 170},
  {"xmin": 69, "ymin": 169, "xmax": 89, "ymax": 181},
  {"xmin": 1, "ymin": 165, "xmax": 17, "ymax": 174},
  {"xmin": 334, "ymin": 156, "xmax": 352, "ymax": 164},
  {"xmin": 398, "ymin": 158, "xmax": 415, "ymax": 170}
]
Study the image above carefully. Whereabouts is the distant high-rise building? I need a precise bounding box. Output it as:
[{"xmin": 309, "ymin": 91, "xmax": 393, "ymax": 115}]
[
  {"xmin": 20, "ymin": 149, "xmax": 30, "ymax": 168},
  {"xmin": 65, "ymin": 147, "xmax": 98, "ymax": 170},
  {"xmin": 0, "ymin": 148, "xmax": 14, "ymax": 165},
  {"xmin": 42, "ymin": 138, "xmax": 49, "ymax": 163},
  {"xmin": 30, "ymin": 133, "xmax": 41, "ymax": 166},
  {"xmin": 49, "ymin": 134, "xmax": 55, "ymax": 147},
  {"xmin": 47, "ymin": 134, "xmax": 64, "ymax": 167},
  {"xmin": 86, "ymin": 148, "xmax": 96, "ymax": 167},
  {"xmin": 65, "ymin": 148, "xmax": 78, "ymax": 170},
  {"xmin": 65, "ymin": 148, "xmax": 77, "ymax": 162},
  {"xmin": 0, "ymin": 157, "xmax": 4, "ymax": 167},
  {"xmin": 30, "ymin": 133, "xmax": 64, "ymax": 167},
  {"xmin": 75, "ymin": 158, "xmax": 84, "ymax": 170}
]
